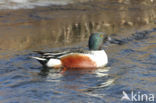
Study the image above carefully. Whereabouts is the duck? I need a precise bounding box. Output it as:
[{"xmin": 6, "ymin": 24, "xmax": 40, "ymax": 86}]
[{"xmin": 32, "ymin": 32, "xmax": 109, "ymax": 69}]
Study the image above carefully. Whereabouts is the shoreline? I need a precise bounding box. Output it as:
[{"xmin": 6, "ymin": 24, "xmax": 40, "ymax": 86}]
[{"xmin": 0, "ymin": 0, "xmax": 155, "ymax": 51}]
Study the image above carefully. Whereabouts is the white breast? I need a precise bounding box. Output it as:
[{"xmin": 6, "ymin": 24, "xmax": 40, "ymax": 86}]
[
  {"xmin": 46, "ymin": 59, "xmax": 62, "ymax": 67},
  {"xmin": 85, "ymin": 50, "xmax": 108, "ymax": 67}
]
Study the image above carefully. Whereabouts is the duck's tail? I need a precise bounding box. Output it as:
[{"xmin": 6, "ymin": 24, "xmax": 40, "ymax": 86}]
[
  {"xmin": 32, "ymin": 56, "xmax": 62, "ymax": 68},
  {"xmin": 31, "ymin": 56, "xmax": 48, "ymax": 66}
]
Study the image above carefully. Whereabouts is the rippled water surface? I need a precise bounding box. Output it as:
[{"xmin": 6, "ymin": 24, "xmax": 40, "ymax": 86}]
[
  {"xmin": 1, "ymin": 30, "xmax": 156, "ymax": 103},
  {"xmin": 0, "ymin": 0, "xmax": 156, "ymax": 103}
]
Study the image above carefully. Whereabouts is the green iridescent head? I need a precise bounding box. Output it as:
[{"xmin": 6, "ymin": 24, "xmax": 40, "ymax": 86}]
[{"xmin": 88, "ymin": 32, "xmax": 108, "ymax": 50}]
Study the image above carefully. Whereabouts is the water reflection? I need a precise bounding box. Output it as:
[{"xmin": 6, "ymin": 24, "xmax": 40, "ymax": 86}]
[
  {"xmin": 0, "ymin": 1, "xmax": 156, "ymax": 103},
  {"xmin": 0, "ymin": 0, "xmax": 155, "ymax": 52},
  {"xmin": 38, "ymin": 66, "xmax": 114, "ymax": 96}
]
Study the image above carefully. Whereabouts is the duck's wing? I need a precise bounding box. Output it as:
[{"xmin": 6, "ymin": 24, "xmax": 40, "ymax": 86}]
[
  {"xmin": 32, "ymin": 48, "xmax": 89, "ymax": 67},
  {"xmin": 34, "ymin": 48, "xmax": 88, "ymax": 59},
  {"xmin": 34, "ymin": 50, "xmax": 71, "ymax": 59}
]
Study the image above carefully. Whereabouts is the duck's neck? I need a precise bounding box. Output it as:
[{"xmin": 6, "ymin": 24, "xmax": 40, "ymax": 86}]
[
  {"xmin": 90, "ymin": 50, "xmax": 106, "ymax": 55},
  {"xmin": 91, "ymin": 49, "xmax": 104, "ymax": 52}
]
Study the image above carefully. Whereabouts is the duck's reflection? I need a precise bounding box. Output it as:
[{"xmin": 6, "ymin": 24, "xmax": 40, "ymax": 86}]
[{"xmin": 39, "ymin": 66, "xmax": 115, "ymax": 95}]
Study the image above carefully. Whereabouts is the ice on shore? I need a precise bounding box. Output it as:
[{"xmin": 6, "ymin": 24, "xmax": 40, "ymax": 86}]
[{"xmin": 0, "ymin": 0, "xmax": 73, "ymax": 9}]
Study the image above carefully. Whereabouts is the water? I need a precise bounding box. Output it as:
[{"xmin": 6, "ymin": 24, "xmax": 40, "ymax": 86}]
[
  {"xmin": 0, "ymin": 30, "xmax": 155, "ymax": 103},
  {"xmin": 0, "ymin": 0, "xmax": 156, "ymax": 103}
]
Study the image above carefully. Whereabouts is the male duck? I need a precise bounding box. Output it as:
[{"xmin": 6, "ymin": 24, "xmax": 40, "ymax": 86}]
[{"xmin": 32, "ymin": 32, "xmax": 108, "ymax": 69}]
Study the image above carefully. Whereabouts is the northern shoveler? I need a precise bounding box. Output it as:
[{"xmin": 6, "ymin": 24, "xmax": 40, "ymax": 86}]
[{"xmin": 32, "ymin": 32, "xmax": 109, "ymax": 69}]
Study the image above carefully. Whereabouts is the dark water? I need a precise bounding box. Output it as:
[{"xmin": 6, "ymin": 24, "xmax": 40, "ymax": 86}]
[{"xmin": 0, "ymin": 1, "xmax": 156, "ymax": 103}]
